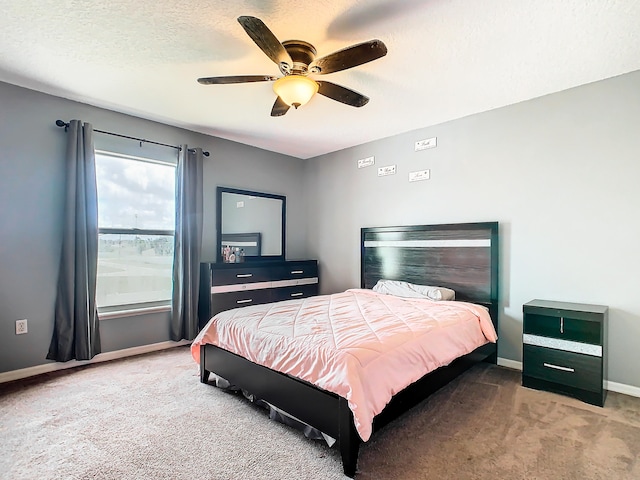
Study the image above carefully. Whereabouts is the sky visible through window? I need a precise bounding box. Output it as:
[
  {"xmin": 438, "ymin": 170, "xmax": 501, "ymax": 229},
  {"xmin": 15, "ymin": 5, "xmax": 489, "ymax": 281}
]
[{"xmin": 96, "ymin": 154, "xmax": 175, "ymax": 230}]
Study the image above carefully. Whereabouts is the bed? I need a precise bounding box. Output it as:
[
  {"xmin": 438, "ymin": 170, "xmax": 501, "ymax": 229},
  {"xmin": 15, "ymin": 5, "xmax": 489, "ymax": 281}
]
[{"xmin": 192, "ymin": 222, "xmax": 499, "ymax": 477}]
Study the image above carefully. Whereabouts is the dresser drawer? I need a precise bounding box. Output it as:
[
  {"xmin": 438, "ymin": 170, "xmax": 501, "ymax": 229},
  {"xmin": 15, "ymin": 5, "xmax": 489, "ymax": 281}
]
[
  {"xmin": 276, "ymin": 261, "xmax": 318, "ymax": 280},
  {"xmin": 211, "ymin": 289, "xmax": 272, "ymax": 316},
  {"xmin": 271, "ymin": 284, "xmax": 318, "ymax": 302},
  {"xmin": 211, "ymin": 266, "xmax": 272, "ymax": 286},
  {"xmin": 523, "ymin": 345, "xmax": 602, "ymax": 393}
]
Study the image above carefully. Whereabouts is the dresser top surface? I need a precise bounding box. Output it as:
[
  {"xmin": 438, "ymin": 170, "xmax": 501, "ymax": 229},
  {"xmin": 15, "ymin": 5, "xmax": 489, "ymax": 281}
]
[
  {"xmin": 524, "ymin": 299, "xmax": 608, "ymax": 314},
  {"xmin": 207, "ymin": 259, "xmax": 317, "ymax": 270}
]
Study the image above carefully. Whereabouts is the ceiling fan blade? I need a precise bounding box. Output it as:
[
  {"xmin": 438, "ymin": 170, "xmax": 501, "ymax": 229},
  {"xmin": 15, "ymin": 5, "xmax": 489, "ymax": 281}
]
[
  {"xmin": 316, "ymin": 81, "xmax": 369, "ymax": 107},
  {"xmin": 238, "ymin": 16, "xmax": 293, "ymax": 71},
  {"xmin": 271, "ymin": 96, "xmax": 291, "ymax": 117},
  {"xmin": 198, "ymin": 75, "xmax": 277, "ymax": 85},
  {"xmin": 310, "ymin": 39, "xmax": 387, "ymax": 74}
]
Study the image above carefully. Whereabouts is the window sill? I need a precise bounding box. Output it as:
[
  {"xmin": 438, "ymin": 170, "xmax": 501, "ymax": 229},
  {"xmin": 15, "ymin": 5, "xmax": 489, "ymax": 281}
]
[{"xmin": 98, "ymin": 304, "xmax": 171, "ymax": 320}]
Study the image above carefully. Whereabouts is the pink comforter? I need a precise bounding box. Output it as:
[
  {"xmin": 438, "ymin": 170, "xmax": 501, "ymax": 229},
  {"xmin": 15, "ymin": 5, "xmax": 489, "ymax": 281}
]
[{"xmin": 191, "ymin": 289, "xmax": 497, "ymax": 442}]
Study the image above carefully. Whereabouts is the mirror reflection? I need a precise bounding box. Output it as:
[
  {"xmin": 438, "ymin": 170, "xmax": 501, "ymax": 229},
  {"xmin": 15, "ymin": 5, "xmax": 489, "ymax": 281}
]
[{"xmin": 217, "ymin": 187, "xmax": 285, "ymax": 263}]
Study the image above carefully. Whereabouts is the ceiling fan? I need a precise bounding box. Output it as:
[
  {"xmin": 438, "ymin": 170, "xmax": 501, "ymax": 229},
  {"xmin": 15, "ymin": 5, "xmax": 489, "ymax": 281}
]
[{"xmin": 197, "ymin": 16, "xmax": 388, "ymax": 117}]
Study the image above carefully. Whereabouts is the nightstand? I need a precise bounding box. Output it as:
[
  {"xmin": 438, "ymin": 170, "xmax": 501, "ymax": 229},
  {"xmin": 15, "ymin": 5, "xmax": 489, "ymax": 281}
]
[{"xmin": 522, "ymin": 299, "xmax": 608, "ymax": 407}]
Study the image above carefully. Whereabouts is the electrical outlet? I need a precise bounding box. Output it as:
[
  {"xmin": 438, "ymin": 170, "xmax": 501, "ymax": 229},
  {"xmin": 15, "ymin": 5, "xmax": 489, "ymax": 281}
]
[{"xmin": 16, "ymin": 319, "xmax": 28, "ymax": 335}]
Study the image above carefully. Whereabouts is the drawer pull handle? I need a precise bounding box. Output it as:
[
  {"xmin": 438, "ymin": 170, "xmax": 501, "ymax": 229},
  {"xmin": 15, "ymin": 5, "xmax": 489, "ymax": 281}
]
[
  {"xmin": 560, "ymin": 317, "xmax": 564, "ymax": 334},
  {"xmin": 290, "ymin": 292, "xmax": 304, "ymax": 297},
  {"xmin": 543, "ymin": 362, "xmax": 574, "ymax": 373},
  {"xmin": 236, "ymin": 299, "xmax": 253, "ymax": 304},
  {"xmin": 291, "ymin": 270, "xmax": 304, "ymax": 274},
  {"xmin": 236, "ymin": 274, "xmax": 253, "ymax": 278}
]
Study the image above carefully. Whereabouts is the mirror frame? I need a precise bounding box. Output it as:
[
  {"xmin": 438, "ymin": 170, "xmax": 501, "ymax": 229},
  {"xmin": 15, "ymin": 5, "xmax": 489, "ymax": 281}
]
[{"xmin": 216, "ymin": 186, "xmax": 286, "ymax": 263}]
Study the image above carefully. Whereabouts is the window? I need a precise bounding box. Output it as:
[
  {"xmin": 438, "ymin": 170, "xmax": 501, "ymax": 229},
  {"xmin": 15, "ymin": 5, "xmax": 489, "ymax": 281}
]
[{"xmin": 95, "ymin": 151, "xmax": 176, "ymax": 313}]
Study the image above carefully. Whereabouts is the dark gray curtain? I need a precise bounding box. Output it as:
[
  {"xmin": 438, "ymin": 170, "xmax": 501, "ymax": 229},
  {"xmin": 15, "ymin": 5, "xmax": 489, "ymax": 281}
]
[
  {"xmin": 170, "ymin": 146, "xmax": 204, "ymax": 341},
  {"xmin": 47, "ymin": 120, "xmax": 101, "ymax": 362}
]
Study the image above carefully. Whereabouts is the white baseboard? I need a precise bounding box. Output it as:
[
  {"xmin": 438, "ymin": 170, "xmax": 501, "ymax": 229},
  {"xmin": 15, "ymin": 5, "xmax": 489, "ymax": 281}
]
[
  {"xmin": 0, "ymin": 340, "xmax": 191, "ymax": 384},
  {"xmin": 605, "ymin": 380, "xmax": 640, "ymax": 398},
  {"xmin": 497, "ymin": 356, "xmax": 640, "ymax": 399},
  {"xmin": 497, "ymin": 357, "xmax": 523, "ymax": 370}
]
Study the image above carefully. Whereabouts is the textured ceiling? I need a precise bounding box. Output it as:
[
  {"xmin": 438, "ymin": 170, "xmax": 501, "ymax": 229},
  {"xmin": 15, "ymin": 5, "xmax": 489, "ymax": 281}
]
[{"xmin": 1, "ymin": 1, "xmax": 639, "ymax": 159}]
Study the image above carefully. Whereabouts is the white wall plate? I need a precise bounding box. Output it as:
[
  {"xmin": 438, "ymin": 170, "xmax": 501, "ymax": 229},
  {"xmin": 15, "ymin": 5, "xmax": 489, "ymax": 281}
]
[
  {"xmin": 357, "ymin": 156, "xmax": 375, "ymax": 168},
  {"xmin": 415, "ymin": 137, "xmax": 437, "ymax": 151},
  {"xmin": 378, "ymin": 165, "xmax": 397, "ymax": 176},
  {"xmin": 409, "ymin": 169, "xmax": 430, "ymax": 182}
]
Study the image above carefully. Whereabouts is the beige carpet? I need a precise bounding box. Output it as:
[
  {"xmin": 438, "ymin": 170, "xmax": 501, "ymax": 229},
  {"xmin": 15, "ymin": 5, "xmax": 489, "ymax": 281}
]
[{"xmin": 1, "ymin": 346, "xmax": 638, "ymax": 480}]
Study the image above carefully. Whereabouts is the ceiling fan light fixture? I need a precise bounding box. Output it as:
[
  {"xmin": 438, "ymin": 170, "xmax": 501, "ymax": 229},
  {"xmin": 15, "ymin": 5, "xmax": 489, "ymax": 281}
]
[{"xmin": 273, "ymin": 75, "xmax": 319, "ymax": 108}]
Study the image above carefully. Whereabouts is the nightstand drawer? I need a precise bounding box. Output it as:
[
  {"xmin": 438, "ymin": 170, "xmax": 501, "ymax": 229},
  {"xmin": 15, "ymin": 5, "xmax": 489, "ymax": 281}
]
[
  {"xmin": 523, "ymin": 345, "xmax": 602, "ymax": 393},
  {"xmin": 523, "ymin": 313, "xmax": 601, "ymax": 344}
]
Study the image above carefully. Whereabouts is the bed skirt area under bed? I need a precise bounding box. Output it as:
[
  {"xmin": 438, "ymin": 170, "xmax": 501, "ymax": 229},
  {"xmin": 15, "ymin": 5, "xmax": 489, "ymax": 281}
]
[{"xmin": 208, "ymin": 373, "xmax": 337, "ymax": 447}]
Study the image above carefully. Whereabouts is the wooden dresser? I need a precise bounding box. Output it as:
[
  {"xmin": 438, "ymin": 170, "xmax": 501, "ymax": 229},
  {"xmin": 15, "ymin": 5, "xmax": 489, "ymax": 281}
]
[
  {"xmin": 522, "ymin": 299, "xmax": 608, "ymax": 407},
  {"xmin": 198, "ymin": 260, "xmax": 319, "ymax": 329}
]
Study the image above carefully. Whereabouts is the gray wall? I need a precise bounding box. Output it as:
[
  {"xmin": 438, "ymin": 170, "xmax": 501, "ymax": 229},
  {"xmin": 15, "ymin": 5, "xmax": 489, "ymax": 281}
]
[
  {"xmin": 304, "ymin": 70, "xmax": 640, "ymax": 389},
  {"xmin": 0, "ymin": 81, "xmax": 307, "ymax": 373}
]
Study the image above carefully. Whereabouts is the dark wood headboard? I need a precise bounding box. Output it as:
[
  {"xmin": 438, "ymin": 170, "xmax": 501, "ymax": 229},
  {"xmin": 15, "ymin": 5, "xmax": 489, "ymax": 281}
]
[{"xmin": 361, "ymin": 222, "xmax": 499, "ymax": 326}]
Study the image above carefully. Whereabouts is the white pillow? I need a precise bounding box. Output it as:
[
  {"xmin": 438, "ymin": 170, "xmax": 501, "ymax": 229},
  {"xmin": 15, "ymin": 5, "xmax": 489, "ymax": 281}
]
[{"xmin": 372, "ymin": 279, "xmax": 455, "ymax": 301}]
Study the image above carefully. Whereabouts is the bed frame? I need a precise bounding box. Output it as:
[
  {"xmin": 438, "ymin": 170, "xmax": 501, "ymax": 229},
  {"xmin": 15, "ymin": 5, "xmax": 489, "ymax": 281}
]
[{"xmin": 199, "ymin": 222, "xmax": 499, "ymax": 477}]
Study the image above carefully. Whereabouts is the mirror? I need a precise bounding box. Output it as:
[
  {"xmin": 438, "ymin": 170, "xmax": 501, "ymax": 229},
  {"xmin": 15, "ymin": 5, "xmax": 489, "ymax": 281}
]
[{"xmin": 216, "ymin": 186, "xmax": 286, "ymax": 263}]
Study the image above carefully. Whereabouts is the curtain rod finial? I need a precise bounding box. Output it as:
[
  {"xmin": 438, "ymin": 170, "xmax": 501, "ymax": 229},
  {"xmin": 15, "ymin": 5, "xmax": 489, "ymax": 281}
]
[{"xmin": 55, "ymin": 120, "xmax": 69, "ymax": 131}]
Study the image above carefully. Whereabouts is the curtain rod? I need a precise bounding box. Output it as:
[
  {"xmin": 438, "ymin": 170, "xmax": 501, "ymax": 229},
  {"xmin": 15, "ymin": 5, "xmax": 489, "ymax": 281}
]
[{"xmin": 55, "ymin": 120, "xmax": 210, "ymax": 157}]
